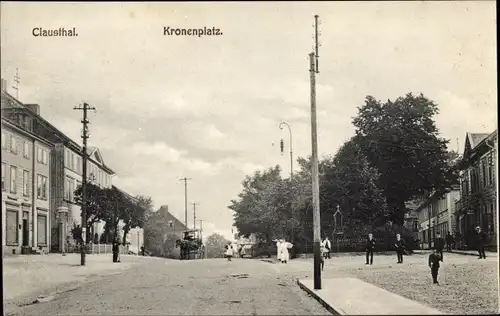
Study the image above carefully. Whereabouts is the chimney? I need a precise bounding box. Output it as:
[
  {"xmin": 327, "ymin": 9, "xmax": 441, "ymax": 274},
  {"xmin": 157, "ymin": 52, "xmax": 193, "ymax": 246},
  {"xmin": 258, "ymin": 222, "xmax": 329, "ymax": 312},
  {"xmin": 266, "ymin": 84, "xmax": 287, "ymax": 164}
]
[
  {"xmin": 1, "ymin": 78, "xmax": 7, "ymax": 92},
  {"xmin": 160, "ymin": 205, "xmax": 169, "ymax": 217},
  {"xmin": 26, "ymin": 103, "xmax": 40, "ymax": 115}
]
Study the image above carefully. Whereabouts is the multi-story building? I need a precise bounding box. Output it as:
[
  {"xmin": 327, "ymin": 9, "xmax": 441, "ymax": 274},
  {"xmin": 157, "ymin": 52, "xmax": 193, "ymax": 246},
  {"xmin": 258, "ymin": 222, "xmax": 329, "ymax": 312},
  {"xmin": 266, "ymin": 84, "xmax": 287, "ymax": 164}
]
[
  {"xmin": 454, "ymin": 131, "xmax": 497, "ymax": 250},
  {"xmin": 415, "ymin": 186, "xmax": 460, "ymax": 249},
  {"xmin": 1, "ymin": 118, "xmax": 52, "ymax": 255},
  {"xmin": 1, "ymin": 87, "xmax": 115, "ymax": 252}
]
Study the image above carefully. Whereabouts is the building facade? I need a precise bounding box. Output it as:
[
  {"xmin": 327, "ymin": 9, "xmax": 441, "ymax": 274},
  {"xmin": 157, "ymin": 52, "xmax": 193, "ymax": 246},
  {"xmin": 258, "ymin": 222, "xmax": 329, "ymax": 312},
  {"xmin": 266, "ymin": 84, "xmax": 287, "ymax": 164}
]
[
  {"xmin": 454, "ymin": 131, "xmax": 498, "ymax": 250},
  {"xmin": 1, "ymin": 118, "xmax": 52, "ymax": 255},
  {"xmin": 1, "ymin": 88, "xmax": 115, "ymax": 252},
  {"xmin": 415, "ymin": 187, "xmax": 460, "ymax": 250}
]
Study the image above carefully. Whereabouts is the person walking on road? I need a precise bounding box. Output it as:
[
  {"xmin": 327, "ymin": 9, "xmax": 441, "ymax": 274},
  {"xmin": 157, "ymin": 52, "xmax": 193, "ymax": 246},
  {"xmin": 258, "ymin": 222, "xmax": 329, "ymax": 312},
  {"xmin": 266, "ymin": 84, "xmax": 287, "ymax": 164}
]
[
  {"xmin": 475, "ymin": 226, "xmax": 488, "ymax": 259},
  {"xmin": 365, "ymin": 233, "xmax": 375, "ymax": 265},
  {"xmin": 320, "ymin": 245, "xmax": 326, "ymax": 271},
  {"xmin": 273, "ymin": 239, "xmax": 283, "ymax": 263},
  {"xmin": 225, "ymin": 243, "xmax": 234, "ymax": 261},
  {"xmin": 280, "ymin": 239, "xmax": 292, "ymax": 264},
  {"xmin": 428, "ymin": 248, "xmax": 442, "ymax": 285},
  {"xmin": 445, "ymin": 231, "xmax": 454, "ymax": 252},
  {"xmin": 434, "ymin": 232, "xmax": 445, "ymax": 262},
  {"xmin": 321, "ymin": 236, "xmax": 331, "ymax": 259},
  {"xmin": 395, "ymin": 233, "xmax": 406, "ymax": 264}
]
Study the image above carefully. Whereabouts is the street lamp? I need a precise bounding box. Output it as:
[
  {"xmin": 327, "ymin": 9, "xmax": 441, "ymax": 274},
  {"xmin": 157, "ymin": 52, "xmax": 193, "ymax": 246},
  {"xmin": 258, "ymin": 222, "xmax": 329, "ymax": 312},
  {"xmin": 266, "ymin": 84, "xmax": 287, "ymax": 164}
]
[
  {"xmin": 136, "ymin": 227, "xmax": 140, "ymax": 256},
  {"xmin": 56, "ymin": 206, "xmax": 69, "ymax": 256},
  {"xmin": 279, "ymin": 121, "xmax": 293, "ymax": 179}
]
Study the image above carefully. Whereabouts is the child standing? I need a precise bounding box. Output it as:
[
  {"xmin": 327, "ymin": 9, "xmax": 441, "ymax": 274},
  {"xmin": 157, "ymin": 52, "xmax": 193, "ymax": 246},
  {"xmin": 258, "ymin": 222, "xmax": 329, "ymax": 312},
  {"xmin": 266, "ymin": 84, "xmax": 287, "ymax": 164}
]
[
  {"xmin": 225, "ymin": 243, "xmax": 234, "ymax": 261},
  {"xmin": 428, "ymin": 249, "xmax": 442, "ymax": 285}
]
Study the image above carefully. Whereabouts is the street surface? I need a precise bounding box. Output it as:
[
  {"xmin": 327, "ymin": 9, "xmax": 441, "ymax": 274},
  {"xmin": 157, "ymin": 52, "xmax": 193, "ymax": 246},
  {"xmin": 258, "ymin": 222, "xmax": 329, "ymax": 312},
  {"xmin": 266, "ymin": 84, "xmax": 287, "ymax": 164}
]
[
  {"xmin": 4, "ymin": 252, "xmax": 498, "ymax": 315},
  {"xmin": 5, "ymin": 256, "xmax": 330, "ymax": 316}
]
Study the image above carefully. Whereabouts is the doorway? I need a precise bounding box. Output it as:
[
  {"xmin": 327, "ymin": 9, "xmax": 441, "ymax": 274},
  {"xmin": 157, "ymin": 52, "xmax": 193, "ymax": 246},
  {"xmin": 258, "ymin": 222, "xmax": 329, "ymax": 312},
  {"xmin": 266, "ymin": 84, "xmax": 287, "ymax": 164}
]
[{"xmin": 22, "ymin": 212, "xmax": 29, "ymax": 246}]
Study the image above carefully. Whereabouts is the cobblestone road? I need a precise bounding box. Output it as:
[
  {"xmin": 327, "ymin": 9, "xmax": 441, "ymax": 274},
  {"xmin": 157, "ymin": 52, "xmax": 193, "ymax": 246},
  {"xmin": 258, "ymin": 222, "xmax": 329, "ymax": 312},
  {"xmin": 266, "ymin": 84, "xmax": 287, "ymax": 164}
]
[{"xmin": 6, "ymin": 258, "xmax": 330, "ymax": 315}]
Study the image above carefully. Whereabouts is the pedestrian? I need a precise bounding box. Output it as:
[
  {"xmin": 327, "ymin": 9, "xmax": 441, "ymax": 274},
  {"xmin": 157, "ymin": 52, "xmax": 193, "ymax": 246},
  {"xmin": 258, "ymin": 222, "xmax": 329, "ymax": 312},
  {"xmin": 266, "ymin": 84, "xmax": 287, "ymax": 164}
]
[
  {"xmin": 428, "ymin": 248, "xmax": 442, "ymax": 285},
  {"xmin": 321, "ymin": 236, "xmax": 331, "ymax": 259},
  {"xmin": 365, "ymin": 233, "xmax": 375, "ymax": 265},
  {"xmin": 225, "ymin": 243, "xmax": 233, "ymax": 261},
  {"xmin": 475, "ymin": 226, "xmax": 487, "ymax": 259},
  {"xmin": 320, "ymin": 245, "xmax": 326, "ymax": 271},
  {"xmin": 112, "ymin": 240, "xmax": 119, "ymax": 263},
  {"xmin": 445, "ymin": 231, "xmax": 453, "ymax": 252},
  {"xmin": 434, "ymin": 232, "xmax": 445, "ymax": 262},
  {"xmin": 280, "ymin": 239, "xmax": 292, "ymax": 264},
  {"xmin": 274, "ymin": 239, "xmax": 283, "ymax": 263},
  {"xmin": 140, "ymin": 244, "xmax": 145, "ymax": 256},
  {"xmin": 394, "ymin": 233, "xmax": 406, "ymax": 263}
]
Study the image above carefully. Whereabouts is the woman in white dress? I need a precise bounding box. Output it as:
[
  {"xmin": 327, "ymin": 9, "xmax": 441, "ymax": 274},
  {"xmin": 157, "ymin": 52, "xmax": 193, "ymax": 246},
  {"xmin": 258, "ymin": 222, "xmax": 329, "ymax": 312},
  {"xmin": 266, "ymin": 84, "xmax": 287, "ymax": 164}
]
[
  {"xmin": 280, "ymin": 239, "xmax": 293, "ymax": 264},
  {"xmin": 274, "ymin": 239, "xmax": 283, "ymax": 262},
  {"xmin": 225, "ymin": 243, "xmax": 234, "ymax": 261}
]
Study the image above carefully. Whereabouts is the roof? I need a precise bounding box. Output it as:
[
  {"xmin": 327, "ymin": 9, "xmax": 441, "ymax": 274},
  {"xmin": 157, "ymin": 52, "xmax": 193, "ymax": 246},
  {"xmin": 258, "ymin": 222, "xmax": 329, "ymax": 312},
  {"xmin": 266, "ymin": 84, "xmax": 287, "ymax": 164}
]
[
  {"xmin": 1, "ymin": 117, "xmax": 54, "ymax": 147},
  {"xmin": 468, "ymin": 133, "xmax": 490, "ymax": 149},
  {"xmin": 1, "ymin": 90, "xmax": 115, "ymax": 174}
]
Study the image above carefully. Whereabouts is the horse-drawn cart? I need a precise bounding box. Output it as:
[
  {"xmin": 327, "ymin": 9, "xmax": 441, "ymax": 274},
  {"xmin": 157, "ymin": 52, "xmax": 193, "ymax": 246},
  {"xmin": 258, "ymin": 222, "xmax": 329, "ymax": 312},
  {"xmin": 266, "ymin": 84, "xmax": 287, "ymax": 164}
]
[{"xmin": 175, "ymin": 229, "xmax": 205, "ymax": 260}]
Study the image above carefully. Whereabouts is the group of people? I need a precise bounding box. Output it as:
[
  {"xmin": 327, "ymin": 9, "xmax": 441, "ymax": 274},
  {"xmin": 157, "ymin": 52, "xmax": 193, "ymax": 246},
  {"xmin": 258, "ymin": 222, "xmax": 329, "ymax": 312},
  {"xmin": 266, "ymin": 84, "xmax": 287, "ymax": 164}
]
[{"xmin": 274, "ymin": 239, "xmax": 293, "ymax": 263}]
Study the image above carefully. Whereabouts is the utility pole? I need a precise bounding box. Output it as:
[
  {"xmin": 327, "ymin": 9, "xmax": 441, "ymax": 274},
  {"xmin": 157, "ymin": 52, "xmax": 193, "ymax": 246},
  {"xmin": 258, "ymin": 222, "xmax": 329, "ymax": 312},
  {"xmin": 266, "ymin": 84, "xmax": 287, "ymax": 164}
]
[
  {"xmin": 310, "ymin": 14, "xmax": 322, "ymax": 290},
  {"xmin": 12, "ymin": 68, "xmax": 20, "ymax": 99},
  {"xmin": 73, "ymin": 102, "xmax": 96, "ymax": 266},
  {"xmin": 192, "ymin": 202, "xmax": 198, "ymax": 230},
  {"xmin": 179, "ymin": 177, "xmax": 192, "ymax": 228}
]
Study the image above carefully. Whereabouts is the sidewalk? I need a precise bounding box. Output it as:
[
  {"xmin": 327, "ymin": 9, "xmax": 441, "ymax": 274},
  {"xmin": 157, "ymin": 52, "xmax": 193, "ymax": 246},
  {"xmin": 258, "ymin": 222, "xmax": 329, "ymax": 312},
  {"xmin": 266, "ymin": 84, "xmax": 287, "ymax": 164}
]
[
  {"xmin": 3, "ymin": 253, "xmax": 152, "ymax": 303},
  {"xmin": 298, "ymin": 278, "xmax": 443, "ymax": 315}
]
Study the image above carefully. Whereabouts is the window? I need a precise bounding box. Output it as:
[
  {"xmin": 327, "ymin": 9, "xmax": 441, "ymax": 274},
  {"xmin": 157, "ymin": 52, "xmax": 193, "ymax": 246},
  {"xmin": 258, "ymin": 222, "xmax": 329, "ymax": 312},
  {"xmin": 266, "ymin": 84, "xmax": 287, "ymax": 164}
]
[
  {"xmin": 65, "ymin": 177, "xmax": 72, "ymax": 201},
  {"xmin": 23, "ymin": 170, "xmax": 30, "ymax": 196},
  {"xmin": 482, "ymin": 160, "xmax": 487, "ymax": 188},
  {"xmin": 10, "ymin": 135, "xmax": 17, "ymax": 154},
  {"xmin": 487, "ymin": 154, "xmax": 493, "ymax": 185},
  {"xmin": 6, "ymin": 210, "xmax": 19, "ymax": 245},
  {"xmin": 65, "ymin": 149, "xmax": 69, "ymax": 167},
  {"xmin": 42, "ymin": 149, "xmax": 48, "ymax": 164},
  {"xmin": 168, "ymin": 220, "xmax": 173, "ymax": 227},
  {"xmin": 1, "ymin": 131, "xmax": 7, "ymax": 149},
  {"xmin": 37, "ymin": 214, "xmax": 47, "ymax": 245},
  {"xmin": 10, "ymin": 166, "xmax": 17, "ymax": 194},
  {"xmin": 72, "ymin": 154, "xmax": 77, "ymax": 171},
  {"xmin": 1, "ymin": 163, "xmax": 5, "ymax": 191},
  {"xmin": 37, "ymin": 174, "xmax": 48, "ymax": 200},
  {"xmin": 23, "ymin": 142, "xmax": 29, "ymax": 159}
]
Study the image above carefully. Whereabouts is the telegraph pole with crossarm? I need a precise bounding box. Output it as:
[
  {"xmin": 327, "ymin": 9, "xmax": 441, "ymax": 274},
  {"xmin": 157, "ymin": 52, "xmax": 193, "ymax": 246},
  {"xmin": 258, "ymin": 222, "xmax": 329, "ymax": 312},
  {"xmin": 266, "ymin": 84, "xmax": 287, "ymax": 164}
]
[{"xmin": 73, "ymin": 102, "xmax": 96, "ymax": 266}]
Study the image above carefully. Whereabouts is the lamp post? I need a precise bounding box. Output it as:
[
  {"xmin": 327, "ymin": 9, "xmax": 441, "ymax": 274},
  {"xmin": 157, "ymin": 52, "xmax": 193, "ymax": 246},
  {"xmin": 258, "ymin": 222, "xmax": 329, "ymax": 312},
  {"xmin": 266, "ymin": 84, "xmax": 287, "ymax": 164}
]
[
  {"xmin": 136, "ymin": 227, "xmax": 140, "ymax": 256},
  {"xmin": 57, "ymin": 206, "xmax": 69, "ymax": 256},
  {"xmin": 279, "ymin": 121, "xmax": 293, "ymax": 179},
  {"xmin": 279, "ymin": 121, "xmax": 296, "ymax": 258}
]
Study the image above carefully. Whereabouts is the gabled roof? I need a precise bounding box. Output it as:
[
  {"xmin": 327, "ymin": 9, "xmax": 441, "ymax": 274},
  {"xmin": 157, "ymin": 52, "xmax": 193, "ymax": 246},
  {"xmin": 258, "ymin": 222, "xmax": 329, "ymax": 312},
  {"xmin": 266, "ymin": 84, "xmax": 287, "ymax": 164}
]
[{"xmin": 468, "ymin": 133, "xmax": 489, "ymax": 149}]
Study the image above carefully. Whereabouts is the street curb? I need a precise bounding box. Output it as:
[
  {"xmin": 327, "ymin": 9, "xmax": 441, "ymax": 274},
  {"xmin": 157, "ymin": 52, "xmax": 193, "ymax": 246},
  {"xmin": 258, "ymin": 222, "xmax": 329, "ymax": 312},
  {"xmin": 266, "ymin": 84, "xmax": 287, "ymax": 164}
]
[{"xmin": 296, "ymin": 279, "xmax": 342, "ymax": 315}]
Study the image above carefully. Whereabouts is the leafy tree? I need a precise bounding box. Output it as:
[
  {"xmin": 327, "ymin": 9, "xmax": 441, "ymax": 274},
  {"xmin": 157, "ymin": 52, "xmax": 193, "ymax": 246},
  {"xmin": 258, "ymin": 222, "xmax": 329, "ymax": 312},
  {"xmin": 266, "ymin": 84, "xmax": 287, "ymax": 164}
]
[
  {"xmin": 352, "ymin": 93, "xmax": 459, "ymax": 225},
  {"xmin": 74, "ymin": 183, "xmax": 109, "ymax": 243},
  {"xmin": 320, "ymin": 137, "xmax": 388, "ymax": 233},
  {"xmin": 205, "ymin": 233, "xmax": 231, "ymax": 258},
  {"xmin": 143, "ymin": 209, "xmax": 171, "ymax": 257},
  {"xmin": 229, "ymin": 166, "xmax": 283, "ymax": 243}
]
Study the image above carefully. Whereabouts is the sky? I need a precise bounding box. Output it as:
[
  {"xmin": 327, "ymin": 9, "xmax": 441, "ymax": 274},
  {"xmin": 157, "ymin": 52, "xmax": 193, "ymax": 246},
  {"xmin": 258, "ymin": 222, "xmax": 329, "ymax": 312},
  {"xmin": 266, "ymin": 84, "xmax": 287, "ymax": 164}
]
[{"xmin": 1, "ymin": 1, "xmax": 497, "ymax": 241}]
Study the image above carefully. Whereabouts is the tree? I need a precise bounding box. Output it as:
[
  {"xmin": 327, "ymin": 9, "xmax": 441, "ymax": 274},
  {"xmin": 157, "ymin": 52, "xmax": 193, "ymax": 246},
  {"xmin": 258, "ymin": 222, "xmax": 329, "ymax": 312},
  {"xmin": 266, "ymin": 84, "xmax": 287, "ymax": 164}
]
[
  {"xmin": 229, "ymin": 166, "xmax": 283, "ymax": 243},
  {"xmin": 352, "ymin": 93, "xmax": 459, "ymax": 225},
  {"xmin": 119, "ymin": 195, "xmax": 151, "ymax": 245},
  {"xmin": 74, "ymin": 183, "xmax": 110, "ymax": 243},
  {"xmin": 320, "ymin": 137, "xmax": 388, "ymax": 233},
  {"xmin": 205, "ymin": 233, "xmax": 231, "ymax": 258}
]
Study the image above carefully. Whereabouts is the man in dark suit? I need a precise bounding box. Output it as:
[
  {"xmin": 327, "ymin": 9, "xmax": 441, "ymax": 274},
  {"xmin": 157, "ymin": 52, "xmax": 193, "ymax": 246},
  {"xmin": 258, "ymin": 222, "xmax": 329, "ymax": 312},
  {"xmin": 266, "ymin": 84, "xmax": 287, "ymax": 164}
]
[
  {"xmin": 434, "ymin": 232, "xmax": 445, "ymax": 262},
  {"xmin": 445, "ymin": 231, "xmax": 454, "ymax": 252},
  {"xmin": 365, "ymin": 233, "xmax": 375, "ymax": 265},
  {"xmin": 395, "ymin": 234, "xmax": 406, "ymax": 263},
  {"xmin": 475, "ymin": 226, "xmax": 487, "ymax": 259}
]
